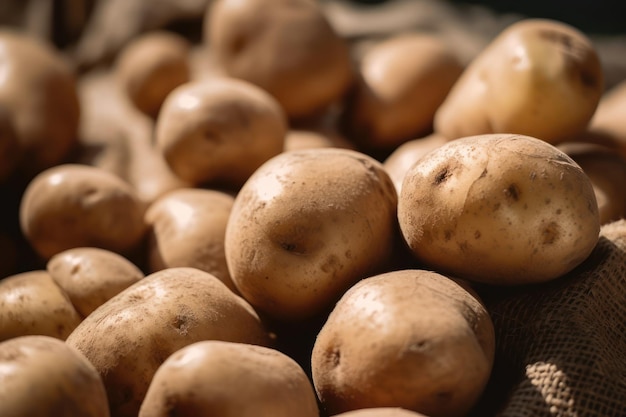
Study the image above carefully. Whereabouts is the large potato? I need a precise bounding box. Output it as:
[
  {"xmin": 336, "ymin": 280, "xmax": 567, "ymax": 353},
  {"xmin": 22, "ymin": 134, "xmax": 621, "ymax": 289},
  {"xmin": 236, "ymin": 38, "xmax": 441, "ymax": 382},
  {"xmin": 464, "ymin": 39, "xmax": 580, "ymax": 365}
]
[
  {"xmin": 398, "ymin": 134, "xmax": 600, "ymax": 284},
  {"xmin": 225, "ymin": 148, "xmax": 398, "ymax": 321},
  {"xmin": 311, "ymin": 269, "xmax": 495, "ymax": 417},
  {"xmin": 0, "ymin": 335, "xmax": 109, "ymax": 417},
  {"xmin": 66, "ymin": 267, "xmax": 273, "ymax": 417},
  {"xmin": 434, "ymin": 19, "xmax": 604, "ymax": 144}
]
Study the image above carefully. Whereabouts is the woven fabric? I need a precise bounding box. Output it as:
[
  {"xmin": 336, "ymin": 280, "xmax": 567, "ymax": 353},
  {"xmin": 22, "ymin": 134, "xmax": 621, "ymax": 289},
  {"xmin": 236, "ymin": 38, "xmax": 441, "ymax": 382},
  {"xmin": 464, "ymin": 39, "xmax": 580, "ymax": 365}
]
[{"xmin": 474, "ymin": 219, "xmax": 626, "ymax": 416}]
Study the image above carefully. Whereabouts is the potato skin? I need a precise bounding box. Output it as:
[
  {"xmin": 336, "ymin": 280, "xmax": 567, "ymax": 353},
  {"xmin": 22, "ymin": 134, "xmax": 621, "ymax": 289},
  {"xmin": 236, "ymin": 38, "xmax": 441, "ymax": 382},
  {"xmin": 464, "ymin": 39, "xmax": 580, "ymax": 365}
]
[
  {"xmin": 139, "ymin": 341, "xmax": 319, "ymax": 417},
  {"xmin": 66, "ymin": 267, "xmax": 273, "ymax": 417},
  {"xmin": 0, "ymin": 335, "xmax": 110, "ymax": 417},
  {"xmin": 333, "ymin": 408, "xmax": 430, "ymax": 417},
  {"xmin": 398, "ymin": 134, "xmax": 600, "ymax": 284}
]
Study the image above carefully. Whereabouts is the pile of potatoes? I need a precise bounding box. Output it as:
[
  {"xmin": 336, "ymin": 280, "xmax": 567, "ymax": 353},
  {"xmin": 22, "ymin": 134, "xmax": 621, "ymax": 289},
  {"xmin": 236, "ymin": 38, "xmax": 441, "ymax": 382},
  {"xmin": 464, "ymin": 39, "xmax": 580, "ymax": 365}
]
[{"xmin": 1, "ymin": 0, "xmax": 626, "ymax": 416}]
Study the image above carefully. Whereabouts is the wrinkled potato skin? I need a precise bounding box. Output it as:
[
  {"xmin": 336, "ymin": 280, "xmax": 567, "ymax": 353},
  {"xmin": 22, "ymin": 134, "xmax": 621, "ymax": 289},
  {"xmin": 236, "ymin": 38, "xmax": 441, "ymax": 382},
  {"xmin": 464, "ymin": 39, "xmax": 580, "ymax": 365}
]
[
  {"xmin": 311, "ymin": 270, "xmax": 495, "ymax": 417},
  {"xmin": 139, "ymin": 341, "xmax": 319, "ymax": 417},
  {"xmin": 47, "ymin": 247, "xmax": 145, "ymax": 317},
  {"xmin": 434, "ymin": 19, "xmax": 604, "ymax": 144},
  {"xmin": 0, "ymin": 335, "xmax": 110, "ymax": 417},
  {"xmin": 66, "ymin": 267, "xmax": 273, "ymax": 417},
  {"xmin": 398, "ymin": 134, "xmax": 600, "ymax": 284},
  {"xmin": 0, "ymin": 270, "xmax": 82, "ymax": 342}
]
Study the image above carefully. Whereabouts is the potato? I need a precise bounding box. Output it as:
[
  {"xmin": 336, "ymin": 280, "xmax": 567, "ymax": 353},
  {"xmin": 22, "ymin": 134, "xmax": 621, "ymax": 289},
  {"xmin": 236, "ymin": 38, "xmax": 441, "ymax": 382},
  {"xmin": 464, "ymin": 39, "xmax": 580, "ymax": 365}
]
[
  {"xmin": 334, "ymin": 408, "xmax": 430, "ymax": 417},
  {"xmin": 342, "ymin": 33, "xmax": 463, "ymax": 151},
  {"xmin": 19, "ymin": 164, "xmax": 147, "ymax": 260},
  {"xmin": 139, "ymin": 340, "xmax": 319, "ymax": 417},
  {"xmin": 66, "ymin": 267, "xmax": 274, "ymax": 417},
  {"xmin": 206, "ymin": 0, "xmax": 354, "ymax": 119},
  {"xmin": 155, "ymin": 78, "xmax": 287, "ymax": 188},
  {"xmin": 311, "ymin": 269, "xmax": 495, "ymax": 417},
  {"xmin": 145, "ymin": 188, "xmax": 237, "ymax": 292},
  {"xmin": 225, "ymin": 148, "xmax": 398, "ymax": 321},
  {"xmin": 586, "ymin": 79, "xmax": 626, "ymax": 159},
  {"xmin": 284, "ymin": 128, "xmax": 355, "ymax": 152},
  {"xmin": 115, "ymin": 30, "xmax": 191, "ymax": 118},
  {"xmin": 0, "ymin": 335, "xmax": 109, "ymax": 417},
  {"xmin": 0, "ymin": 270, "xmax": 82, "ymax": 342},
  {"xmin": 0, "ymin": 29, "xmax": 80, "ymax": 178},
  {"xmin": 47, "ymin": 247, "xmax": 145, "ymax": 317},
  {"xmin": 398, "ymin": 134, "xmax": 600, "ymax": 285},
  {"xmin": 434, "ymin": 19, "xmax": 604, "ymax": 144}
]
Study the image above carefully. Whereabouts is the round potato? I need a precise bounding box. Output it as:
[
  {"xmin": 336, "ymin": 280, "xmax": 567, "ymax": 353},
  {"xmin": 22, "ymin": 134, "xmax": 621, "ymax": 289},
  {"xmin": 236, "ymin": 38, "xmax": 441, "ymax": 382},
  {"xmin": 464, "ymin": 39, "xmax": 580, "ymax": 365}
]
[
  {"xmin": 47, "ymin": 247, "xmax": 145, "ymax": 317},
  {"xmin": 434, "ymin": 19, "xmax": 604, "ymax": 144},
  {"xmin": 155, "ymin": 78, "xmax": 287, "ymax": 188},
  {"xmin": 225, "ymin": 148, "xmax": 398, "ymax": 321},
  {"xmin": 66, "ymin": 267, "xmax": 273, "ymax": 417},
  {"xmin": 115, "ymin": 30, "xmax": 191, "ymax": 118},
  {"xmin": 19, "ymin": 164, "xmax": 147, "ymax": 260},
  {"xmin": 334, "ymin": 408, "xmax": 430, "ymax": 417},
  {"xmin": 398, "ymin": 134, "xmax": 600, "ymax": 284},
  {"xmin": 139, "ymin": 340, "xmax": 319, "ymax": 417},
  {"xmin": 0, "ymin": 335, "xmax": 109, "ymax": 417},
  {"xmin": 145, "ymin": 188, "xmax": 237, "ymax": 292},
  {"xmin": 206, "ymin": 0, "xmax": 353, "ymax": 119},
  {"xmin": 0, "ymin": 270, "xmax": 82, "ymax": 342},
  {"xmin": 311, "ymin": 269, "xmax": 495, "ymax": 417}
]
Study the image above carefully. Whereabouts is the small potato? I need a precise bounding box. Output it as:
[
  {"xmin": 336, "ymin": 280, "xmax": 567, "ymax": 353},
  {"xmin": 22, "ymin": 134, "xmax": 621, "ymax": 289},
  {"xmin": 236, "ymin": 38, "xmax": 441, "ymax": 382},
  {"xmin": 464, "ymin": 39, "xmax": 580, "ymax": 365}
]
[
  {"xmin": 225, "ymin": 148, "xmax": 398, "ymax": 321},
  {"xmin": 206, "ymin": 0, "xmax": 354, "ymax": 119},
  {"xmin": 0, "ymin": 270, "xmax": 82, "ymax": 342},
  {"xmin": 66, "ymin": 267, "xmax": 273, "ymax": 417},
  {"xmin": 139, "ymin": 340, "xmax": 319, "ymax": 417},
  {"xmin": 398, "ymin": 134, "xmax": 600, "ymax": 284},
  {"xmin": 47, "ymin": 247, "xmax": 145, "ymax": 317},
  {"xmin": 342, "ymin": 33, "xmax": 463, "ymax": 151},
  {"xmin": 0, "ymin": 335, "xmax": 109, "ymax": 417},
  {"xmin": 334, "ymin": 408, "xmax": 430, "ymax": 417},
  {"xmin": 311, "ymin": 269, "xmax": 495, "ymax": 417},
  {"xmin": 19, "ymin": 164, "xmax": 147, "ymax": 260},
  {"xmin": 115, "ymin": 30, "xmax": 191, "ymax": 118},
  {"xmin": 155, "ymin": 78, "xmax": 287, "ymax": 188},
  {"xmin": 145, "ymin": 188, "xmax": 237, "ymax": 292},
  {"xmin": 434, "ymin": 19, "xmax": 604, "ymax": 144}
]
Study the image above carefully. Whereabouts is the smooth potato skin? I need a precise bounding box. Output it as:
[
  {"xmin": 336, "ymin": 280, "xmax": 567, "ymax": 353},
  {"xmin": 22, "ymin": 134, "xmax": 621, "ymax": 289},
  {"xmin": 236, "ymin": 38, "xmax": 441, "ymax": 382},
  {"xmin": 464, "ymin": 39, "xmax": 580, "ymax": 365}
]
[{"xmin": 398, "ymin": 134, "xmax": 600, "ymax": 284}]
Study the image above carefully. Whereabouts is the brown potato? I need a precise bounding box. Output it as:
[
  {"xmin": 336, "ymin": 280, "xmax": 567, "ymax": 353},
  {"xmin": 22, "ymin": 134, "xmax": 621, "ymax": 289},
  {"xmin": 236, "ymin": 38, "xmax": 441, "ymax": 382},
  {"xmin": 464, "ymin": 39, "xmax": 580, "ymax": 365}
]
[
  {"xmin": 66, "ymin": 267, "xmax": 274, "ymax": 417},
  {"xmin": 0, "ymin": 270, "xmax": 82, "ymax": 342},
  {"xmin": 115, "ymin": 30, "xmax": 191, "ymax": 118},
  {"xmin": 19, "ymin": 164, "xmax": 147, "ymax": 261},
  {"xmin": 0, "ymin": 335, "xmax": 109, "ymax": 417},
  {"xmin": 434, "ymin": 19, "xmax": 604, "ymax": 144},
  {"xmin": 139, "ymin": 340, "xmax": 319, "ymax": 417},
  {"xmin": 586, "ymin": 79, "xmax": 626, "ymax": 159},
  {"xmin": 311, "ymin": 269, "xmax": 495, "ymax": 417},
  {"xmin": 206, "ymin": 0, "xmax": 354, "ymax": 119},
  {"xmin": 342, "ymin": 33, "xmax": 463, "ymax": 151},
  {"xmin": 225, "ymin": 148, "xmax": 398, "ymax": 321},
  {"xmin": 155, "ymin": 78, "xmax": 287, "ymax": 188},
  {"xmin": 47, "ymin": 247, "xmax": 145, "ymax": 317},
  {"xmin": 398, "ymin": 134, "xmax": 600, "ymax": 285},
  {"xmin": 145, "ymin": 188, "xmax": 237, "ymax": 292},
  {"xmin": 0, "ymin": 29, "xmax": 80, "ymax": 178}
]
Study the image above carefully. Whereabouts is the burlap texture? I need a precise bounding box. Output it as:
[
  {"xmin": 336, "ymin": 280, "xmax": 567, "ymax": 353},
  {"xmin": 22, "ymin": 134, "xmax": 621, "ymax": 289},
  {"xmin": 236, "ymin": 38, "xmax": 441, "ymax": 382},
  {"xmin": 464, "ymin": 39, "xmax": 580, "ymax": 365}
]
[{"xmin": 473, "ymin": 219, "xmax": 626, "ymax": 417}]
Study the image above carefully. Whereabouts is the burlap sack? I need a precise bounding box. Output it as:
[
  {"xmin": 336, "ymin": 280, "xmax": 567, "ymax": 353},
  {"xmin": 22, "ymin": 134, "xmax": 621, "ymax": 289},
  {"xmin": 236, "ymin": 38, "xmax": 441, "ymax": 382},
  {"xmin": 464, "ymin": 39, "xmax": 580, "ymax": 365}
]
[{"xmin": 472, "ymin": 219, "xmax": 626, "ymax": 417}]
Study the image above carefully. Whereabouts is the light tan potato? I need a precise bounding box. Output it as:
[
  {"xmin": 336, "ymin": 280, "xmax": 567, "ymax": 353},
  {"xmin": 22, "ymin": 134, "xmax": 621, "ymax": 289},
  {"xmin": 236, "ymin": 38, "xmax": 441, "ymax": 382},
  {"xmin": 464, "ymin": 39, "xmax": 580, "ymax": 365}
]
[
  {"xmin": 398, "ymin": 134, "xmax": 600, "ymax": 285},
  {"xmin": 434, "ymin": 19, "xmax": 604, "ymax": 144},
  {"xmin": 139, "ymin": 340, "xmax": 319, "ymax": 417},
  {"xmin": 0, "ymin": 335, "xmax": 109, "ymax": 417},
  {"xmin": 206, "ymin": 0, "xmax": 354, "ymax": 119},
  {"xmin": 311, "ymin": 269, "xmax": 495, "ymax": 417},
  {"xmin": 19, "ymin": 164, "xmax": 147, "ymax": 261},
  {"xmin": 115, "ymin": 30, "xmax": 191, "ymax": 118},
  {"xmin": 342, "ymin": 33, "xmax": 463, "ymax": 151},
  {"xmin": 284, "ymin": 128, "xmax": 355, "ymax": 152},
  {"xmin": 333, "ymin": 409, "xmax": 429, "ymax": 417},
  {"xmin": 225, "ymin": 148, "xmax": 398, "ymax": 321},
  {"xmin": 0, "ymin": 29, "xmax": 80, "ymax": 178},
  {"xmin": 155, "ymin": 78, "xmax": 287, "ymax": 188},
  {"xmin": 47, "ymin": 247, "xmax": 145, "ymax": 317},
  {"xmin": 145, "ymin": 188, "xmax": 237, "ymax": 292},
  {"xmin": 0, "ymin": 270, "xmax": 82, "ymax": 342},
  {"xmin": 66, "ymin": 267, "xmax": 274, "ymax": 417},
  {"xmin": 585, "ymin": 79, "xmax": 626, "ymax": 159}
]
